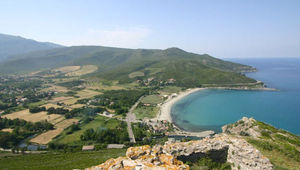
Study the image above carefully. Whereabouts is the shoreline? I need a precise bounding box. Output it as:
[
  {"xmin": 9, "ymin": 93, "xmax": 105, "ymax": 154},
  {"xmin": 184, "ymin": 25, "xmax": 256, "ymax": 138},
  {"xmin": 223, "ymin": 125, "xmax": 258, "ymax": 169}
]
[
  {"xmin": 156, "ymin": 88, "xmax": 215, "ymax": 138},
  {"xmin": 156, "ymin": 86, "xmax": 278, "ymax": 138},
  {"xmin": 157, "ymin": 88, "xmax": 204, "ymax": 122}
]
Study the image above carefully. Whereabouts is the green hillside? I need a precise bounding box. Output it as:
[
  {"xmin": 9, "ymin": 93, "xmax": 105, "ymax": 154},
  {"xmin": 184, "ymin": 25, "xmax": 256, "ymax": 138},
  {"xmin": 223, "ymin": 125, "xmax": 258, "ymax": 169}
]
[{"xmin": 0, "ymin": 46, "xmax": 257, "ymax": 87}]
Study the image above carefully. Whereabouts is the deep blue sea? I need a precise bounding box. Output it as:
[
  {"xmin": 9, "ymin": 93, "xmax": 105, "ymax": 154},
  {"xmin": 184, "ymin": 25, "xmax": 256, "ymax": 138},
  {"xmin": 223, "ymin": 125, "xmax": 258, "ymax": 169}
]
[{"xmin": 171, "ymin": 58, "xmax": 300, "ymax": 135}]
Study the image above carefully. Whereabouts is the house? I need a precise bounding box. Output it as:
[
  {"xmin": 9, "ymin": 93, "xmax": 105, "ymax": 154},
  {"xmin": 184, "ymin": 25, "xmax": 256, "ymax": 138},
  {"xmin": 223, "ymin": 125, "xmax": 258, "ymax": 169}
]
[
  {"xmin": 82, "ymin": 145, "xmax": 95, "ymax": 151},
  {"xmin": 107, "ymin": 144, "xmax": 125, "ymax": 149}
]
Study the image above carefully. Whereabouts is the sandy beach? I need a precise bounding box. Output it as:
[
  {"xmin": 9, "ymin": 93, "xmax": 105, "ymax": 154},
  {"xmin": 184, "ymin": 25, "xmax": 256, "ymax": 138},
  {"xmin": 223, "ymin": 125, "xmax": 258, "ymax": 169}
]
[
  {"xmin": 157, "ymin": 88, "xmax": 215, "ymax": 137},
  {"xmin": 157, "ymin": 88, "xmax": 204, "ymax": 122}
]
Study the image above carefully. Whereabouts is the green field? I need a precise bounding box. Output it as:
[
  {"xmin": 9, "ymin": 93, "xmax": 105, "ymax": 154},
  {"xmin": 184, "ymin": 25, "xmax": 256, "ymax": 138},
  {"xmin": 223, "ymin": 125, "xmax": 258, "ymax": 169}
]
[
  {"xmin": 134, "ymin": 106, "xmax": 159, "ymax": 120},
  {"xmin": 160, "ymin": 86, "xmax": 182, "ymax": 94},
  {"xmin": 56, "ymin": 116, "xmax": 123, "ymax": 144},
  {"xmin": 0, "ymin": 149, "xmax": 125, "ymax": 170},
  {"xmin": 141, "ymin": 95, "xmax": 163, "ymax": 105}
]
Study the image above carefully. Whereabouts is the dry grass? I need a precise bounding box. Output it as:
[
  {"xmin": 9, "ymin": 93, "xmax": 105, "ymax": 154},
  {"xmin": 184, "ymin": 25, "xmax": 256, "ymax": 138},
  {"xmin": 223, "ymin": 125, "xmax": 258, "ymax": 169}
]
[
  {"xmin": 49, "ymin": 89, "xmax": 100, "ymax": 105},
  {"xmin": 50, "ymin": 96, "xmax": 73, "ymax": 103},
  {"xmin": 129, "ymin": 71, "xmax": 144, "ymax": 78},
  {"xmin": 30, "ymin": 128, "xmax": 64, "ymax": 145},
  {"xmin": 1, "ymin": 110, "xmax": 63, "ymax": 123},
  {"xmin": 62, "ymin": 98, "xmax": 78, "ymax": 105},
  {"xmin": 42, "ymin": 85, "xmax": 68, "ymax": 93},
  {"xmin": 55, "ymin": 118, "xmax": 78, "ymax": 129},
  {"xmin": 54, "ymin": 66, "xmax": 80, "ymax": 73},
  {"xmin": 2, "ymin": 109, "xmax": 79, "ymax": 145},
  {"xmin": 66, "ymin": 65, "xmax": 98, "ymax": 76},
  {"xmin": 69, "ymin": 104, "xmax": 85, "ymax": 109},
  {"xmin": 87, "ymin": 85, "xmax": 124, "ymax": 91},
  {"xmin": 76, "ymin": 89, "xmax": 101, "ymax": 99},
  {"xmin": 30, "ymin": 118, "xmax": 79, "ymax": 144},
  {"xmin": 41, "ymin": 103, "xmax": 62, "ymax": 109},
  {"xmin": 48, "ymin": 116, "xmax": 65, "ymax": 125},
  {"xmin": 1, "ymin": 128, "xmax": 13, "ymax": 133}
]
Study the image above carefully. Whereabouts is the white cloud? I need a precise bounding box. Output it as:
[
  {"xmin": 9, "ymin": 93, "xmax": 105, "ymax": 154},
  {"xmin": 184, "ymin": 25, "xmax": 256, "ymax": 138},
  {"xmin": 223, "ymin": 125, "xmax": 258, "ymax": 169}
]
[{"xmin": 62, "ymin": 27, "xmax": 151, "ymax": 48}]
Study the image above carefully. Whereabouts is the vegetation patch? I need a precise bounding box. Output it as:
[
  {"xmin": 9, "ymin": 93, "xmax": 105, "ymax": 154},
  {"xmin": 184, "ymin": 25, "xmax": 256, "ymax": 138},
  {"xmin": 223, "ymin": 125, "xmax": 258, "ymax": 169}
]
[
  {"xmin": 134, "ymin": 105, "xmax": 159, "ymax": 120},
  {"xmin": 56, "ymin": 116, "xmax": 123, "ymax": 144},
  {"xmin": 66, "ymin": 65, "xmax": 98, "ymax": 76},
  {"xmin": 0, "ymin": 117, "xmax": 54, "ymax": 148},
  {"xmin": 247, "ymin": 133, "xmax": 300, "ymax": 169},
  {"xmin": 30, "ymin": 128, "xmax": 64, "ymax": 145},
  {"xmin": 53, "ymin": 66, "xmax": 81, "ymax": 73},
  {"xmin": 76, "ymin": 89, "xmax": 101, "ymax": 99},
  {"xmin": 128, "ymin": 71, "xmax": 144, "ymax": 78},
  {"xmin": 159, "ymin": 86, "xmax": 182, "ymax": 94},
  {"xmin": 2, "ymin": 109, "xmax": 63, "ymax": 123},
  {"xmin": 141, "ymin": 95, "xmax": 163, "ymax": 105},
  {"xmin": 0, "ymin": 149, "xmax": 125, "ymax": 170},
  {"xmin": 186, "ymin": 156, "xmax": 231, "ymax": 170}
]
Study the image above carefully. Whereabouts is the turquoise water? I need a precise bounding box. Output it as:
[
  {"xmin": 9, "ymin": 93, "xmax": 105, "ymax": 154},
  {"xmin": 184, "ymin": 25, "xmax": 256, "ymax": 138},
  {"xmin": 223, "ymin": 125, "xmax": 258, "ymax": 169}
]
[{"xmin": 171, "ymin": 58, "xmax": 300, "ymax": 134}]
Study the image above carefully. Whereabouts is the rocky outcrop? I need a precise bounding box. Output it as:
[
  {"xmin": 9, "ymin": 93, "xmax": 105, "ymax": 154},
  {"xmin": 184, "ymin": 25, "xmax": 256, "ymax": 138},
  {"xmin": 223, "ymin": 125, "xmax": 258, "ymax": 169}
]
[
  {"xmin": 86, "ymin": 133, "xmax": 273, "ymax": 170},
  {"xmin": 222, "ymin": 117, "xmax": 261, "ymax": 138},
  {"xmin": 86, "ymin": 145, "xmax": 189, "ymax": 170}
]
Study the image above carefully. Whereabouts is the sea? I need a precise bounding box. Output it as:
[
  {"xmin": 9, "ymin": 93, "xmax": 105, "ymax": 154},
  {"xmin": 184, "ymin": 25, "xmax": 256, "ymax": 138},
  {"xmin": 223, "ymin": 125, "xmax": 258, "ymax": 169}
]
[{"xmin": 171, "ymin": 58, "xmax": 300, "ymax": 135}]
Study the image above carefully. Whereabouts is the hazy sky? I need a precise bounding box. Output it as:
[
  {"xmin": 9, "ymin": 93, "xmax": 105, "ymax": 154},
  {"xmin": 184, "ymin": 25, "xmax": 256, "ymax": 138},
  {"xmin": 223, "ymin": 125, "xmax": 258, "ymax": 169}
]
[{"xmin": 0, "ymin": 0, "xmax": 299, "ymax": 58}]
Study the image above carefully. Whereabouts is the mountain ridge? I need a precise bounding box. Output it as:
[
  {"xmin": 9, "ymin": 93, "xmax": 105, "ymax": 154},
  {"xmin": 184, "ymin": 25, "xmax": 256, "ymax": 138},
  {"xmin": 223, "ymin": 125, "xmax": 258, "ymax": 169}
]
[
  {"xmin": 0, "ymin": 33, "xmax": 63, "ymax": 61},
  {"xmin": 0, "ymin": 45, "xmax": 257, "ymax": 87}
]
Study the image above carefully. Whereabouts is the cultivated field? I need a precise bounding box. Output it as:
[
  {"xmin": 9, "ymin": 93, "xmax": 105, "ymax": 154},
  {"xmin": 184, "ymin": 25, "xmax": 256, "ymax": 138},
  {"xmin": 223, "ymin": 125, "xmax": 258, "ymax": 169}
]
[
  {"xmin": 48, "ymin": 116, "xmax": 65, "ymax": 125},
  {"xmin": 69, "ymin": 104, "xmax": 85, "ymax": 109},
  {"xmin": 61, "ymin": 98, "xmax": 78, "ymax": 105},
  {"xmin": 30, "ymin": 118, "xmax": 79, "ymax": 144},
  {"xmin": 54, "ymin": 118, "xmax": 78, "ymax": 129},
  {"xmin": 159, "ymin": 86, "xmax": 182, "ymax": 95},
  {"xmin": 141, "ymin": 95, "xmax": 164, "ymax": 105},
  {"xmin": 54, "ymin": 66, "xmax": 80, "ymax": 73},
  {"xmin": 76, "ymin": 89, "xmax": 101, "ymax": 99},
  {"xmin": 56, "ymin": 116, "xmax": 119, "ymax": 144},
  {"xmin": 1, "ymin": 109, "xmax": 79, "ymax": 144},
  {"xmin": 50, "ymin": 96, "xmax": 73, "ymax": 103},
  {"xmin": 1, "ymin": 110, "xmax": 63, "ymax": 123},
  {"xmin": 41, "ymin": 103, "xmax": 62, "ymax": 109},
  {"xmin": 134, "ymin": 106, "xmax": 159, "ymax": 120},
  {"xmin": 30, "ymin": 128, "xmax": 64, "ymax": 145},
  {"xmin": 42, "ymin": 85, "xmax": 68, "ymax": 93},
  {"xmin": 66, "ymin": 65, "xmax": 98, "ymax": 76},
  {"xmin": 129, "ymin": 71, "xmax": 144, "ymax": 78}
]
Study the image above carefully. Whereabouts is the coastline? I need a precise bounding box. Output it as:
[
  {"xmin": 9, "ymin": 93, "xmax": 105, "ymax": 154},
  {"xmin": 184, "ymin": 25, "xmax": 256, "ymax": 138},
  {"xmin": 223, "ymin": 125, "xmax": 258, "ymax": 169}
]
[
  {"xmin": 156, "ymin": 86, "xmax": 276, "ymax": 123},
  {"xmin": 155, "ymin": 86, "xmax": 277, "ymax": 138},
  {"xmin": 156, "ymin": 88, "xmax": 215, "ymax": 138},
  {"xmin": 157, "ymin": 88, "xmax": 204, "ymax": 122}
]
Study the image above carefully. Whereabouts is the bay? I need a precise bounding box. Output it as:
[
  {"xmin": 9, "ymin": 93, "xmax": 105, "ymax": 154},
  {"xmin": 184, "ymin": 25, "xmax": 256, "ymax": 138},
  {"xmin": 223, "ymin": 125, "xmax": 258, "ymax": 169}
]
[{"xmin": 171, "ymin": 58, "xmax": 300, "ymax": 134}]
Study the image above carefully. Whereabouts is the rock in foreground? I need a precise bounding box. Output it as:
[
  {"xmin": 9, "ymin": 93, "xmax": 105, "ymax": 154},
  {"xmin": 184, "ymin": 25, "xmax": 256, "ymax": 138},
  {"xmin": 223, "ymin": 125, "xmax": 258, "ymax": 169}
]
[{"xmin": 87, "ymin": 133, "xmax": 273, "ymax": 170}]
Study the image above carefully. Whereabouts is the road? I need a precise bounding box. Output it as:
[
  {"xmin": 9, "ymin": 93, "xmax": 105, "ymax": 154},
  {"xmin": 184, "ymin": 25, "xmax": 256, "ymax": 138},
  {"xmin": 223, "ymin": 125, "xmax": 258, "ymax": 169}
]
[{"xmin": 126, "ymin": 96, "xmax": 143, "ymax": 143}]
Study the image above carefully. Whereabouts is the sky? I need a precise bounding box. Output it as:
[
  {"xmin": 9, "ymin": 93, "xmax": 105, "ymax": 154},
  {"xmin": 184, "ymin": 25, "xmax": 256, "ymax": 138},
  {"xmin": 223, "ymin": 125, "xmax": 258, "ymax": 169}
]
[{"xmin": 0, "ymin": 0, "xmax": 299, "ymax": 58}]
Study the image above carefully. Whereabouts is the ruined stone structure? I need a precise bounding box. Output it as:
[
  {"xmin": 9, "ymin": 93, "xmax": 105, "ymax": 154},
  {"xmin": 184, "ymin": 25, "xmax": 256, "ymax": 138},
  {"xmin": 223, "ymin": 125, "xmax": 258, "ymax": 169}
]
[{"xmin": 87, "ymin": 118, "xmax": 273, "ymax": 170}]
